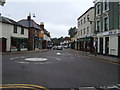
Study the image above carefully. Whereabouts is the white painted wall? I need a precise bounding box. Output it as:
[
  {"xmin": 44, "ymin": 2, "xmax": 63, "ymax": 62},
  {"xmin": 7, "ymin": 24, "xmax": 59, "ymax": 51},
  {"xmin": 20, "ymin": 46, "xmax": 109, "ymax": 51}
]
[
  {"xmin": 103, "ymin": 37, "xmax": 105, "ymax": 54},
  {"xmin": 109, "ymin": 35, "xmax": 118, "ymax": 56},
  {"xmin": 1, "ymin": 23, "xmax": 28, "ymax": 51},
  {"xmin": 44, "ymin": 34, "xmax": 50, "ymax": 41},
  {"xmin": 77, "ymin": 7, "xmax": 94, "ymax": 39},
  {"xmin": 97, "ymin": 37, "xmax": 100, "ymax": 53}
]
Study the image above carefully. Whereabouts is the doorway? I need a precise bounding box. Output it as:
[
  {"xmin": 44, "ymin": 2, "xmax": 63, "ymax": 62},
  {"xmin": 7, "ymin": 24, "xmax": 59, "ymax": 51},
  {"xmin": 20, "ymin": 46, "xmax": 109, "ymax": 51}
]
[
  {"xmin": 105, "ymin": 37, "xmax": 109, "ymax": 55},
  {"xmin": 99, "ymin": 38, "xmax": 103, "ymax": 54}
]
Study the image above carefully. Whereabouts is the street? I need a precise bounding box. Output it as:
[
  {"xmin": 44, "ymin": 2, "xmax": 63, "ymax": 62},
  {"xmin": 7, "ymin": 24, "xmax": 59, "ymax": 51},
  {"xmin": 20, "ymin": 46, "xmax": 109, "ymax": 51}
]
[{"xmin": 2, "ymin": 49, "xmax": 119, "ymax": 88}]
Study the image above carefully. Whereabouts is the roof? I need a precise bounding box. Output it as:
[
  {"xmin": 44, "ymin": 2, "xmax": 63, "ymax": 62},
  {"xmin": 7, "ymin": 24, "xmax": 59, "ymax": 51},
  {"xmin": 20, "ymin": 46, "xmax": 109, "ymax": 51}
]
[
  {"xmin": 18, "ymin": 19, "xmax": 42, "ymax": 30},
  {"xmin": 0, "ymin": 16, "xmax": 22, "ymax": 26},
  {"xmin": 77, "ymin": 7, "xmax": 94, "ymax": 20}
]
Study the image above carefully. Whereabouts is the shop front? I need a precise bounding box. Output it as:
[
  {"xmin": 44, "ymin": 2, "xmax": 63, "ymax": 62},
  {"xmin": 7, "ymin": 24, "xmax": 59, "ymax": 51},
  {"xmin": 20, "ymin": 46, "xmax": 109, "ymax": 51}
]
[
  {"xmin": 11, "ymin": 37, "xmax": 28, "ymax": 51},
  {"xmin": 77, "ymin": 37, "xmax": 93, "ymax": 53}
]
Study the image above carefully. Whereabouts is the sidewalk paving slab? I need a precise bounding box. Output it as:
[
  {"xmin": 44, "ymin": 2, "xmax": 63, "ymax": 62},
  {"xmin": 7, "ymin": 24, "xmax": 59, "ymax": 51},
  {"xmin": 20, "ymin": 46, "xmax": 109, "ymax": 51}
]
[
  {"xmin": 0, "ymin": 49, "xmax": 48, "ymax": 55},
  {"xmin": 70, "ymin": 49, "xmax": 120, "ymax": 64}
]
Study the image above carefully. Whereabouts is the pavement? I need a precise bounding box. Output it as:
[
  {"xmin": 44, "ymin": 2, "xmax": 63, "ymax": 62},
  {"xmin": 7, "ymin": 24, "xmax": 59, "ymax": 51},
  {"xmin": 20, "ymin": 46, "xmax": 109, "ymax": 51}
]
[
  {"xmin": 70, "ymin": 49, "xmax": 120, "ymax": 64},
  {"xmin": 0, "ymin": 49, "xmax": 49, "ymax": 55}
]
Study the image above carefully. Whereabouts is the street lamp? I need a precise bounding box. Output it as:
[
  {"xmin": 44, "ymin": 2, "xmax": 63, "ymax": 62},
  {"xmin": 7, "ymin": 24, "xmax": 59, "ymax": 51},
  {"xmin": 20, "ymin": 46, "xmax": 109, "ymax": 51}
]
[
  {"xmin": 27, "ymin": 13, "xmax": 36, "ymax": 51},
  {"xmin": 0, "ymin": 0, "xmax": 5, "ymax": 6},
  {"xmin": 87, "ymin": 16, "xmax": 97, "ymax": 55}
]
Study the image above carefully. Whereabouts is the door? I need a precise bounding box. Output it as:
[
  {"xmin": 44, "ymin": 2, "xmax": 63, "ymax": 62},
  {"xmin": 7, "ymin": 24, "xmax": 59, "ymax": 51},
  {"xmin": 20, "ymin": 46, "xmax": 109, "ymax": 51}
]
[
  {"xmin": 2, "ymin": 38, "xmax": 7, "ymax": 52},
  {"xmin": 105, "ymin": 37, "xmax": 109, "ymax": 55},
  {"xmin": 99, "ymin": 38, "xmax": 103, "ymax": 54}
]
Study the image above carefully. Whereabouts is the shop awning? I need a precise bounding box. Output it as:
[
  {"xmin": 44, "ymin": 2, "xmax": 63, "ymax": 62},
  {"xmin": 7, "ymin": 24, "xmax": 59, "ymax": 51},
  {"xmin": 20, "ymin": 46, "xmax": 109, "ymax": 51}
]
[
  {"xmin": 77, "ymin": 37, "xmax": 93, "ymax": 42},
  {"xmin": 11, "ymin": 36, "xmax": 28, "ymax": 40}
]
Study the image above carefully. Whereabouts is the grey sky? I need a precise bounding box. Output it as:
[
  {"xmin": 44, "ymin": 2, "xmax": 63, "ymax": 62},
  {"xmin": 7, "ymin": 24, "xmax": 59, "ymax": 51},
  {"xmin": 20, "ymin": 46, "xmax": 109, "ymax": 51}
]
[{"xmin": 1, "ymin": 0, "xmax": 94, "ymax": 38}]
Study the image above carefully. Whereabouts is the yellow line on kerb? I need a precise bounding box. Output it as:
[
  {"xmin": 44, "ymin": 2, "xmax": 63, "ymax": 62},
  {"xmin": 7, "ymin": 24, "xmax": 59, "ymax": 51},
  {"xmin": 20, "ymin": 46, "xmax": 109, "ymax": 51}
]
[{"xmin": 0, "ymin": 84, "xmax": 49, "ymax": 90}]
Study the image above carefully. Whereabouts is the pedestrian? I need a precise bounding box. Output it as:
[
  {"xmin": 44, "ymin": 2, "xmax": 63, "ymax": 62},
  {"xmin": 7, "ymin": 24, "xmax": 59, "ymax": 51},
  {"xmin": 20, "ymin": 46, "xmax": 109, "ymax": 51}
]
[{"xmin": 92, "ymin": 45, "xmax": 97, "ymax": 56}]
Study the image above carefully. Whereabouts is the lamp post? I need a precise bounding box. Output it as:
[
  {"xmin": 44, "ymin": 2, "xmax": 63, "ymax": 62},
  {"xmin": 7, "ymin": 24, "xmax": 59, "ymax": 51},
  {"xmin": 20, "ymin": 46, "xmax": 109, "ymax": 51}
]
[
  {"xmin": 27, "ymin": 13, "xmax": 35, "ymax": 51},
  {"xmin": 87, "ymin": 16, "xmax": 97, "ymax": 55},
  {"xmin": 0, "ymin": 0, "xmax": 5, "ymax": 6}
]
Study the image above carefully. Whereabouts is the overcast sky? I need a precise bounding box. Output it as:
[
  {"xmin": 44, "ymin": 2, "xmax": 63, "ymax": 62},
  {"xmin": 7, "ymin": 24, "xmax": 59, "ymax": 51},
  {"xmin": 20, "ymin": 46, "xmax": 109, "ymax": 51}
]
[{"xmin": 0, "ymin": 0, "xmax": 94, "ymax": 38}]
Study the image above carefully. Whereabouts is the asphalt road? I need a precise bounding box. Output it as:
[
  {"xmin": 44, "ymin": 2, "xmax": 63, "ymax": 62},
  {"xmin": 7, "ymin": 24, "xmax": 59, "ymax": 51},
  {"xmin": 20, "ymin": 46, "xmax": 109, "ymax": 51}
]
[{"xmin": 2, "ymin": 49, "xmax": 120, "ymax": 88}]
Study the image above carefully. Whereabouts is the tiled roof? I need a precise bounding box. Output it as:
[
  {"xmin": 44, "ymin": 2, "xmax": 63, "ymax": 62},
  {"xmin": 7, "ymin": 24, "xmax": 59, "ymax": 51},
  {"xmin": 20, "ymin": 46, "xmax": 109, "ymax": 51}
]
[
  {"xmin": 0, "ymin": 16, "xmax": 22, "ymax": 26},
  {"xmin": 18, "ymin": 19, "xmax": 42, "ymax": 30}
]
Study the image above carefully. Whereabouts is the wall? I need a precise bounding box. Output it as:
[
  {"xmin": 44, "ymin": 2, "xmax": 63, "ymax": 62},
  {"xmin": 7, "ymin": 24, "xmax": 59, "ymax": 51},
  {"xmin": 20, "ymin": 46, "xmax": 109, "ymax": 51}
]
[
  {"xmin": 2, "ymin": 23, "xmax": 28, "ymax": 51},
  {"xmin": 77, "ymin": 7, "xmax": 94, "ymax": 39},
  {"xmin": 109, "ymin": 35, "xmax": 118, "ymax": 56}
]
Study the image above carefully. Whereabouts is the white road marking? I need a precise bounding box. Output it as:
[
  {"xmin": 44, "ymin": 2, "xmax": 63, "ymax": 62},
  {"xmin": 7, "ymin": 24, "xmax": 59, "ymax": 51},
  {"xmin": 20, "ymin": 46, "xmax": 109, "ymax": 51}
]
[
  {"xmin": 57, "ymin": 53, "xmax": 61, "ymax": 56},
  {"xmin": 25, "ymin": 58, "xmax": 47, "ymax": 62},
  {"xmin": 15, "ymin": 61, "xmax": 29, "ymax": 64},
  {"xmin": 10, "ymin": 57, "xmax": 19, "ymax": 60},
  {"xmin": 34, "ymin": 62, "xmax": 52, "ymax": 64}
]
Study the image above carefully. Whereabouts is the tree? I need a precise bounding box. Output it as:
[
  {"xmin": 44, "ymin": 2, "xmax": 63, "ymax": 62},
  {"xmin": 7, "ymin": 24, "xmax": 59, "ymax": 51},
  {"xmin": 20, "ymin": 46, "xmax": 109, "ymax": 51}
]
[{"xmin": 68, "ymin": 27, "xmax": 77, "ymax": 38}]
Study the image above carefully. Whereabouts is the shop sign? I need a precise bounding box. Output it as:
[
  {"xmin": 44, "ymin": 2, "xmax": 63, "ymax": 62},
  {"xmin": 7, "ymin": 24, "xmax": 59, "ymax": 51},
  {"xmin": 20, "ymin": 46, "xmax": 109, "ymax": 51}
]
[{"xmin": 109, "ymin": 30, "xmax": 120, "ymax": 35}]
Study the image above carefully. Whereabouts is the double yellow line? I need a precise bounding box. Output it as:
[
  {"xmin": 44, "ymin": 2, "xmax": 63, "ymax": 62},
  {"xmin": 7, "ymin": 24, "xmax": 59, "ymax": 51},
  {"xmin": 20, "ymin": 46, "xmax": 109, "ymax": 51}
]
[{"xmin": 0, "ymin": 84, "xmax": 49, "ymax": 90}]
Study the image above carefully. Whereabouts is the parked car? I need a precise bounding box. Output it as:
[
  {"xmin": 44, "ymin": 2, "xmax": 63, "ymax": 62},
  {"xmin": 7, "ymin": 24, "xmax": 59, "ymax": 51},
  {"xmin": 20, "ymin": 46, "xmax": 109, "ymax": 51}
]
[
  {"xmin": 64, "ymin": 45, "xmax": 68, "ymax": 49},
  {"xmin": 57, "ymin": 46, "xmax": 63, "ymax": 50},
  {"xmin": 53, "ymin": 46, "xmax": 57, "ymax": 50}
]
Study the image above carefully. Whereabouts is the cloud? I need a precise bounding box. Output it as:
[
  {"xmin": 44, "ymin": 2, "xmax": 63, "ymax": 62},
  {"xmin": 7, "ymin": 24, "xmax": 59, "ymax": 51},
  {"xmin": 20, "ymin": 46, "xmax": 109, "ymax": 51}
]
[
  {"xmin": 45, "ymin": 22, "xmax": 70, "ymax": 38},
  {"xmin": 2, "ymin": 1, "xmax": 94, "ymax": 38}
]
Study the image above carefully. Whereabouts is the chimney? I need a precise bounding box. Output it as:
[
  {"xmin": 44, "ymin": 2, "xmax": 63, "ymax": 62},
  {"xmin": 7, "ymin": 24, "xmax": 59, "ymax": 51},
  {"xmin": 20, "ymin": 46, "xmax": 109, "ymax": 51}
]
[{"xmin": 40, "ymin": 22, "xmax": 44, "ymax": 30}]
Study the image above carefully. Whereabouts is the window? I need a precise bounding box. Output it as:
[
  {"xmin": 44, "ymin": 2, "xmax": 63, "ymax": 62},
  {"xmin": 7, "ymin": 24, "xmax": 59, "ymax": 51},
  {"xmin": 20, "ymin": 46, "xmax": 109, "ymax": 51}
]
[
  {"xmin": 103, "ymin": 0, "xmax": 109, "ymax": 11},
  {"xmin": 84, "ymin": 17, "xmax": 86, "ymax": 23},
  {"xmin": 21, "ymin": 27, "xmax": 24, "ymax": 34},
  {"xmin": 81, "ymin": 30, "xmax": 82, "ymax": 35},
  {"xmin": 78, "ymin": 21, "xmax": 80, "ymax": 28},
  {"xmin": 84, "ymin": 28, "xmax": 86, "ymax": 35},
  {"xmin": 13, "ymin": 25, "xmax": 17, "ymax": 33},
  {"xmin": 87, "ymin": 15, "xmax": 90, "ymax": 21},
  {"xmin": 87, "ymin": 27, "xmax": 89, "ymax": 34},
  {"xmin": 96, "ymin": 20, "xmax": 100, "ymax": 32},
  {"xmin": 103, "ymin": 16, "xmax": 109, "ymax": 31},
  {"xmin": 81, "ymin": 20, "xmax": 83, "ymax": 25},
  {"xmin": 96, "ymin": 3, "xmax": 101, "ymax": 15}
]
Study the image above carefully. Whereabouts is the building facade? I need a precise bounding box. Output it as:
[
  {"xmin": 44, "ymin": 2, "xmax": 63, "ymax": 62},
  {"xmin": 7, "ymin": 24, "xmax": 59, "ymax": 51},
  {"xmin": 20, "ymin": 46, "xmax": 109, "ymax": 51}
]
[
  {"xmin": 94, "ymin": 0, "xmax": 120, "ymax": 57},
  {"xmin": 18, "ymin": 16, "xmax": 42, "ymax": 50},
  {"xmin": 0, "ymin": 16, "xmax": 29, "ymax": 52},
  {"xmin": 77, "ymin": 7, "xmax": 95, "ymax": 52}
]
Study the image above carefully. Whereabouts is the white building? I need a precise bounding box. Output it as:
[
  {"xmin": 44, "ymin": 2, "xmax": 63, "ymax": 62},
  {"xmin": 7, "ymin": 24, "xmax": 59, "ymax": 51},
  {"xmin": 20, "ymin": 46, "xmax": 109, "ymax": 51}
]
[
  {"xmin": 77, "ymin": 7, "xmax": 95, "ymax": 52},
  {"xmin": 0, "ymin": 16, "xmax": 29, "ymax": 52}
]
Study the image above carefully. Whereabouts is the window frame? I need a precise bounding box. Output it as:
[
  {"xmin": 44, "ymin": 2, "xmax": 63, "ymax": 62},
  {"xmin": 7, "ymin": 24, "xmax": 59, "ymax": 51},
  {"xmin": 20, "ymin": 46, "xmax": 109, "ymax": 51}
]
[
  {"xmin": 13, "ymin": 25, "xmax": 17, "ymax": 33},
  {"xmin": 103, "ymin": 16, "xmax": 109, "ymax": 31},
  {"xmin": 96, "ymin": 3, "xmax": 101, "ymax": 16},
  {"xmin": 21, "ymin": 27, "xmax": 24, "ymax": 34},
  {"xmin": 96, "ymin": 19, "xmax": 101, "ymax": 32}
]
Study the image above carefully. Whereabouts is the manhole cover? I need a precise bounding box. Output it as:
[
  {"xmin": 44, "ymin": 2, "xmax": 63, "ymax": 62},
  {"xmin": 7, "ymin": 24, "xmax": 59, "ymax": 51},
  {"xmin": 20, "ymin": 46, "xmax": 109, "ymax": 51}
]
[{"xmin": 25, "ymin": 58, "xmax": 47, "ymax": 62}]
